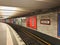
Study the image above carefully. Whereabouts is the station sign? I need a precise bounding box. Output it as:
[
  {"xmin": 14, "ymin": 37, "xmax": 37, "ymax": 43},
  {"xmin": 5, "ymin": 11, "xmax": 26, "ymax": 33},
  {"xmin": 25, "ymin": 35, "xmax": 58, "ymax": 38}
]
[{"xmin": 40, "ymin": 19, "xmax": 51, "ymax": 25}]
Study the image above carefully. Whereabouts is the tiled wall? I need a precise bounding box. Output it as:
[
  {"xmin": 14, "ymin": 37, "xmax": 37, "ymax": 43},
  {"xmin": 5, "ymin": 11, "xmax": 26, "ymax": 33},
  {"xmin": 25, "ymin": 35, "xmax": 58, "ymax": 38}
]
[
  {"xmin": 37, "ymin": 12, "xmax": 58, "ymax": 39},
  {"xmin": 15, "ymin": 10, "xmax": 60, "ymax": 39}
]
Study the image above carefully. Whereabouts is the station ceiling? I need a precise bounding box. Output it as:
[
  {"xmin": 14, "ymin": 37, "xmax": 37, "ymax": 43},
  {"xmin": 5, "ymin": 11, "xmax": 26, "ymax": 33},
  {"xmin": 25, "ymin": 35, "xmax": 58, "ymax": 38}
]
[{"xmin": 0, "ymin": 0, "xmax": 60, "ymax": 18}]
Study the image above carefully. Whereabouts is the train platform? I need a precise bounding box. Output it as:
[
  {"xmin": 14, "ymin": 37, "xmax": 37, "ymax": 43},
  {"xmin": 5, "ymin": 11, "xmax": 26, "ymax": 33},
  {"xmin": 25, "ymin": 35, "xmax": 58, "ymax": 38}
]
[
  {"xmin": 6, "ymin": 23, "xmax": 60, "ymax": 45},
  {"xmin": 0, "ymin": 22, "xmax": 60, "ymax": 45},
  {"xmin": 0, "ymin": 0, "xmax": 60, "ymax": 45},
  {"xmin": 0, "ymin": 22, "xmax": 25, "ymax": 45}
]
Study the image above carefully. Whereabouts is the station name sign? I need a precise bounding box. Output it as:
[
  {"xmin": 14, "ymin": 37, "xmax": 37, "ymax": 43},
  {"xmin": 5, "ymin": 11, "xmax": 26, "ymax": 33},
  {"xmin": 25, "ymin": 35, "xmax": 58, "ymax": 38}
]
[{"xmin": 40, "ymin": 19, "xmax": 50, "ymax": 25}]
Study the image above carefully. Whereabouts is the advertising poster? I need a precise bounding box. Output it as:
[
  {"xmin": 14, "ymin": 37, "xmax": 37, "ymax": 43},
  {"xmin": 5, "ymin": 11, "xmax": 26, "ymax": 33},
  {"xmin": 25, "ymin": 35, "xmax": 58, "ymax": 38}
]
[{"xmin": 26, "ymin": 16, "xmax": 37, "ymax": 29}]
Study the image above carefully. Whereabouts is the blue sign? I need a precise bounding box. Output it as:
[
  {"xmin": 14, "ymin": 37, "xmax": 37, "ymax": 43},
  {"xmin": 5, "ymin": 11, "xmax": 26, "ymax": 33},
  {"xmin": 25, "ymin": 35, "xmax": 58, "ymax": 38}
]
[{"xmin": 58, "ymin": 14, "xmax": 60, "ymax": 36}]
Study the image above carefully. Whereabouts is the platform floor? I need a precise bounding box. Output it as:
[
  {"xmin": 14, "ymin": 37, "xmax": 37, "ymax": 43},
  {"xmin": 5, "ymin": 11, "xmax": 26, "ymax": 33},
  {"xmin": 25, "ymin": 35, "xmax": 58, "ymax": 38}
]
[{"xmin": 0, "ymin": 22, "xmax": 25, "ymax": 45}]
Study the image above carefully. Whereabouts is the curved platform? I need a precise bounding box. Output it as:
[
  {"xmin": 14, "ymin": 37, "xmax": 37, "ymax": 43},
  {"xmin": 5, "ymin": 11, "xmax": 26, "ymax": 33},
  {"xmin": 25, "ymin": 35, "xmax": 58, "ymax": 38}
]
[{"xmin": 0, "ymin": 22, "xmax": 25, "ymax": 45}]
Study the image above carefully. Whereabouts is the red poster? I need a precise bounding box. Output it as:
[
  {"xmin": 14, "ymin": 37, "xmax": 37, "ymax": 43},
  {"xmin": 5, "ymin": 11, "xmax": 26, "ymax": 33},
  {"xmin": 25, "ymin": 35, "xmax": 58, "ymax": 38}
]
[
  {"xmin": 26, "ymin": 18, "xmax": 30, "ymax": 27},
  {"xmin": 26, "ymin": 16, "xmax": 37, "ymax": 29}
]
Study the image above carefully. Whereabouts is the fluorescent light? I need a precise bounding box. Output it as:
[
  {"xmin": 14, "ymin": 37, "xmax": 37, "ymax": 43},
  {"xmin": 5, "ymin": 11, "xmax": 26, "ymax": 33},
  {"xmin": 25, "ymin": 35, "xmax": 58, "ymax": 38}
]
[
  {"xmin": 0, "ymin": 6, "xmax": 20, "ymax": 16},
  {"xmin": 1, "ymin": 10, "xmax": 16, "ymax": 16},
  {"xmin": 2, "ymin": 16, "xmax": 9, "ymax": 18},
  {"xmin": 21, "ymin": 17, "xmax": 26, "ymax": 19},
  {"xmin": 35, "ymin": 0, "xmax": 45, "ymax": 1},
  {"xmin": 0, "ymin": 6, "xmax": 19, "ymax": 10},
  {"xmin": 0, "ymin": 6, "xmax": 25, "ymax": 11},
  {"xmin": 0, "ymin": 6, "xmax": 26, "ymax": 19},
  {"xmin": 35, "ymin": 0, "xmax": 51, "ymax": 2}
]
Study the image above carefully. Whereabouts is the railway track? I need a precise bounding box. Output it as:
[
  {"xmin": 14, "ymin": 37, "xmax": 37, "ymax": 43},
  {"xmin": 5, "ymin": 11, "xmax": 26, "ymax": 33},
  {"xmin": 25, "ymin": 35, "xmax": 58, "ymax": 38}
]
[
  {"xmin": 19, "ymin": 30, "xmax": 51, "ymax": 45},
  {"xmin": 6, "ymin": 23, "xmax": 60, "ymax": 45}
]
